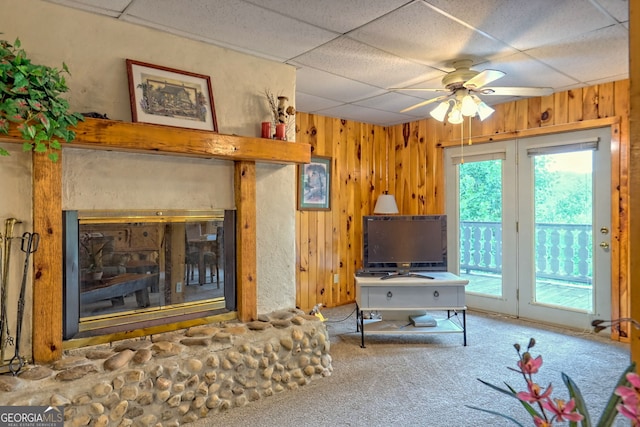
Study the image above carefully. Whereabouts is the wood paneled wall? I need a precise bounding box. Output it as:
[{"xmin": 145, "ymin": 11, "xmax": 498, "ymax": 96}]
[{"xmin": 295, "ymin": 80, "xmax": 631, "ymax": 341}]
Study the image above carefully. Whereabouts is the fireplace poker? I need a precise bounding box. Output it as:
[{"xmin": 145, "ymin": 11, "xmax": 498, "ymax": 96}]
[
  {"xmin": 9, "ymin": 231, "xmax": 39, "ymax": 376},
  {"xmin": 0, "ymin": 218, "xmax": 20, "ymax": 363}
]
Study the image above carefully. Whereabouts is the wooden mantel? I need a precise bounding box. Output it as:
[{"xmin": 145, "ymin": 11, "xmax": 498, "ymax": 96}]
[
  {"xmin": 2, "ymin": 117, "xmax": 311, "ymax": 363},
  {"xmin": 5, "ymin": 117, "xmax": 311, "ymax": 164}
]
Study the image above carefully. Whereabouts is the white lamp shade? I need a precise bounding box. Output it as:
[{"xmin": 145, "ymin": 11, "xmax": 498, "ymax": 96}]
[
  {"xmin": 447, "ymin": 108, "xmax": 463, "ymax": 124},
  {"xmin": 460, "ymin": 94, "xmax": 477, "ymax": 116},
  {"xmin": 476, "ymin": 101, "xmax": 495, "ymax": 121},
  {"xmin": 430, "ymin": 101, "xmax": 450, "ymax": 122},
  {"xmin": 373, "ymin": 194, "xmax": 399, "ymax": 214}
]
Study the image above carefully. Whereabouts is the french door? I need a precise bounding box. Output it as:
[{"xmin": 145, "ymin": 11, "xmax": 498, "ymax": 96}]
[{"xmin": 444, "ymin": 127, "xmax": 611, "ymax": 330}]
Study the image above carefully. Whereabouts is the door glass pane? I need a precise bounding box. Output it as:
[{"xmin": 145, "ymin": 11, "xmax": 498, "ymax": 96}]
[
  {"xmin": 532, "ymin": 151, "xmax": 593, "ymax": 311},
  {"xmin": 458, "ymin": 159, "xmax": 503, "ymax": 296}
]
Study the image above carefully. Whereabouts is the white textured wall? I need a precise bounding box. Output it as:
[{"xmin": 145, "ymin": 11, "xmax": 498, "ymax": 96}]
[
  {"xmin": 0, "ymin": 0, "xmax": 298, "ymax": 358},
  {"xmin": 256, "ymin": 163, "xmax": 297, "ymax": 313},
  {"xmin": 62, "ymin": 149, "xmax": 235, "ymax": 210}
]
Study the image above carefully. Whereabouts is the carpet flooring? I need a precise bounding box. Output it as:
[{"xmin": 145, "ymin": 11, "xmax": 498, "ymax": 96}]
[{"xmin": 188, "ymin": 304, "xmax": 631, "ymax": 427}]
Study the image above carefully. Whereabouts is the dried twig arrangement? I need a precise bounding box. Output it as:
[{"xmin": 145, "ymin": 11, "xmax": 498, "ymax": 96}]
[{"xmin": 264, "ymin": 89, "xmax": 295, "ymax": 140}]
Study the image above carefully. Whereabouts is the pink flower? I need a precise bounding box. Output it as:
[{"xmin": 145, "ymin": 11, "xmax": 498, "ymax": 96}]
[
  {"xmin": 542, "ymin": 398, "xmax": 584, "ymax": 422},
  {"xmin": 533, "ymin": 416, "xmax": 552, "ymax": 427},
  {"xmin": 517, "ymin": 381, "xmax": 553, "ymax": 403},
  {"xmin": 616, "ymin": 402, "xmax": 639, "ymax": 423},
  {"xmin": 614, "ymin": 372, "xmax": 640, "ymax": 423},
  {"xmin": 518, "ymin": 353, "xmax": 543, "ymax": 375}
]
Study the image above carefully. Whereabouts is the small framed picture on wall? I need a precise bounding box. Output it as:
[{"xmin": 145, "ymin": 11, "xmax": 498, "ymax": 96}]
[{"xmin": 297, "ymin": 156, "xmax": 331, "ymax": 211}]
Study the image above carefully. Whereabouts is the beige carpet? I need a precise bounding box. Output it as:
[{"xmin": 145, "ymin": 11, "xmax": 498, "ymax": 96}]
[{"xmin": 189, "ymin": 304, "xmax": 631, "ymax": 426}]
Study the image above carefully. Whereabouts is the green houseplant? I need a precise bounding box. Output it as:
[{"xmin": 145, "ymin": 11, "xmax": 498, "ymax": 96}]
[{"xmin": 0, "ymin": 37, "xmax": 83, "ymax": 161}]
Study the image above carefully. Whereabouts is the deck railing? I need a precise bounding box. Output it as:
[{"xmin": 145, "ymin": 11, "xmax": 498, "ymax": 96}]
[{"xmin": 459, "ymin": 221, "xmax": 592, "ymax": 285}]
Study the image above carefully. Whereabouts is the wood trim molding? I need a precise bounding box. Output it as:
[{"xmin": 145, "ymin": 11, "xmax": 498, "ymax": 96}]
[{"xmin": 437, "ymin": 117, "xmax": 620, "ymax": 148}]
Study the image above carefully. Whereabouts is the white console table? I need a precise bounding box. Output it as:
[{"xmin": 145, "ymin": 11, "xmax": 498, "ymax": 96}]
[{"xmin": 354, "ymin": 271, "xmax": 468, "ymax": 347}]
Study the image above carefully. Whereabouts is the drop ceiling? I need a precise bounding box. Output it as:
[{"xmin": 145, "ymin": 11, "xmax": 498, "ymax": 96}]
[{"xmin": 45, "ymin": 0, "xmax": 629, "ymax": 126}]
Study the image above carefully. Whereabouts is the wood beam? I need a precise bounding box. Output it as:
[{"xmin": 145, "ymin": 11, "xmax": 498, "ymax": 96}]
[
  {"xmin": 2, "ymin": 118, "xmax": 311, "ymax": 165},
  {"xmin": 32, "ymin": 152, "xmax": 63, "ymax": 363},
  {"xmin": 234, "ymin": 161, "xmax": 257, "ymax": 322}
]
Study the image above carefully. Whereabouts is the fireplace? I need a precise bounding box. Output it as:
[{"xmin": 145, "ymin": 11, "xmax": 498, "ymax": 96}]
[{"xmin": 63, "ymin": 209, "xmax": 236, "ymax": 339}]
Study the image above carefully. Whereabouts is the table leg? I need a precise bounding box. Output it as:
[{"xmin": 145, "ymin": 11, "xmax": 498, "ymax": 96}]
[
  {"xmin": 198, "ymin": 251, "xmax": 205, "ymax": 285},
  {"xmin": 462, "ymin": 309, "xmax": 467, "ymax": 346}
]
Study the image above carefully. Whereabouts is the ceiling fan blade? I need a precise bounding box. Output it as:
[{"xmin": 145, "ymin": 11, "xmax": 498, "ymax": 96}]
[
  {"xmin": 463, "ymin": 69, "xmax": 505, "ymax": 90},
  {"xmin": 400, "ymin": 94, "xmax": 450, "ymax": 113},
  {"xmin": 390, "ymin": 88, "xmax": 449, "ymax": 92},
  {"xmin": 480, "ymin": 86, "xmax": 554, "ymax": 97}
]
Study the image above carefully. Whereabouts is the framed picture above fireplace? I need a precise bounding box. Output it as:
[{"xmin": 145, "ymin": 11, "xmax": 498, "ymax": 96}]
[{"xmin": 126, "ymin": 59, "xmax": 218, "ymax": 132}]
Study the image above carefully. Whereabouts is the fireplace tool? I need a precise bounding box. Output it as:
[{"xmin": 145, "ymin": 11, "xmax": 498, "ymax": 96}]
[
  {"xmin": 0, "ymin": 218, "xmax": 20, "ymax": 363},
  {"xmin": 9, "ymin": 231, "xmax": 39, "ymax": 375}
]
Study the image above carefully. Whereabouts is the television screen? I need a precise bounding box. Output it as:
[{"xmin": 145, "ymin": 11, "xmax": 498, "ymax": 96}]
[{"xmin": 362, "ymin": 215, "xmax": 447, "ymax": 273}]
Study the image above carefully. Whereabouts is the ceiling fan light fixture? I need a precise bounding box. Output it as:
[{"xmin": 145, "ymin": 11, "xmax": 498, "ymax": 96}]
[
  {"xmin": 476, "ymin": 100, "xmax": 495, "ymax": 121},
  {"xmin": 448, "ymin": 107, "xmax": 464, "ymax": 124},
  {"xmin": 460, "ymin": 94, "xmax": 477, "ymax": 117},
  {"xmin": 429, "ymin": 101, "xmax": 451, "ymax": 122}
]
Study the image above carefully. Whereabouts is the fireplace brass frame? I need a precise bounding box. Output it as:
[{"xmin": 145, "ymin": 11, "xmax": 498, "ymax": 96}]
[{"xmin": 64, "ymin": 209, "xmax": 236, "ymax": 344}]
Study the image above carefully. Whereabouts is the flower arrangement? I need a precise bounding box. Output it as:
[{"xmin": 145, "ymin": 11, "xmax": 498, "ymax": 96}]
[
  {"xmin": 264, "ymin": 89, "xmax": 295, "ymax": 140},
  {"xmin": 469, "ymin": 337, "xmax": 638, "ymax": 426}
]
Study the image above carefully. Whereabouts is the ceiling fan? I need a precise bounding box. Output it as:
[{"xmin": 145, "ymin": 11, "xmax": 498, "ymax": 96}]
[{"xmin": 395, "ymin": 59, "xmax": 553, "ymax": 123}]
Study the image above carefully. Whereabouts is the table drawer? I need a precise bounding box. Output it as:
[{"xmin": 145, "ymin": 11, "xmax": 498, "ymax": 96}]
[{"xmin": 365, "ymin": 286, "xmax": 463, "ymax": 308}]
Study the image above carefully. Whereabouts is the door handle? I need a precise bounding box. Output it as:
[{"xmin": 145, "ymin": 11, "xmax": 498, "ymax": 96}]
[
  {"xmin": 600, "ymin": 227, "xmax": 609, "ymax": 234},
  {"xmin": 599, "ymin": 242, "xmax": 609, "ymax": 249}
]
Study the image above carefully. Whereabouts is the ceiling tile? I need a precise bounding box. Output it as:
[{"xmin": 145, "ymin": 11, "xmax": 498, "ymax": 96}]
[
  {"xmin": 526, "ymin": 24, "xmax": 628, "ymax": 83},
  {"xmin": 593, "ymin": 0, "xmax": 629, "ymax": 23},
  {"xmin": 349, "ymin": 1, "xmax": 516, "ymax": 68},
  {"xmin": 293, "ymin": 36, "xmax": 440, "ymax": 89},
  {"xmin": 293, "ymin": 66, "xmax": 387, "ymax": 102},
  {"xmin": 121, "ymin": 0, "xmax": 338, "ymax": 60},
  {"xmin": 243, "ymin": 0, "xmax": 411, "ymax": 33},
  {"xmin": 353, "ymin": 92, "xmax": 432, "ymax": 117},
  {"xmin": 423, "ymin": 0, "xmax": 618, "ymax": 51},
  {"xmin": 474, "ymin": 52, "xmax": 579, "ymax": 89},
  {"xmin": 295, "ymin": 92, "xmax": 343, "ymax": 113}
]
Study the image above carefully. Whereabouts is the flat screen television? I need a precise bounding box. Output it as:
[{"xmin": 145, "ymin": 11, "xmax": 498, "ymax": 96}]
[{"xmin": 362, "ymin": 215, "xmax": 447, "ymax": 273}]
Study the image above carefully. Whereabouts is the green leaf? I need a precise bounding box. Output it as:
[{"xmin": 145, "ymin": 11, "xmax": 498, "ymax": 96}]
[
  {"xmin": 465, "ymin": 405, "xmax": 526, "ymax": 426},
  {"xmin": 0, "ymin": 37, "xmax": 80, "ymax": 161},
  {"xmin": 33, "ymin": 141, "xmax": 47, "ymax": 153},
  {"xmin": 562, "ymin": 372, "xmax": 592, "ymax": 427}
]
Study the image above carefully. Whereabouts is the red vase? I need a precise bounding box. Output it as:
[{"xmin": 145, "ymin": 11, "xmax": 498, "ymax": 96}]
[{"xmin": 261, "ymin": 122, "xmax": 271, "ymax": 139}]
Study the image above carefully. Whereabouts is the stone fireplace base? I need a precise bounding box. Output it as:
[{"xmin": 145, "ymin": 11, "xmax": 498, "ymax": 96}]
[{"xmin": 0, "ymin": 309, "xmax": 332, "ymax": 426}]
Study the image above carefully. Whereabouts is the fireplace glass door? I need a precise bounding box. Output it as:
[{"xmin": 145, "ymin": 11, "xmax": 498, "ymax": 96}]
[{"xmin": 64, "ymin": 210, "xmax": 235, "ymax": 338}]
